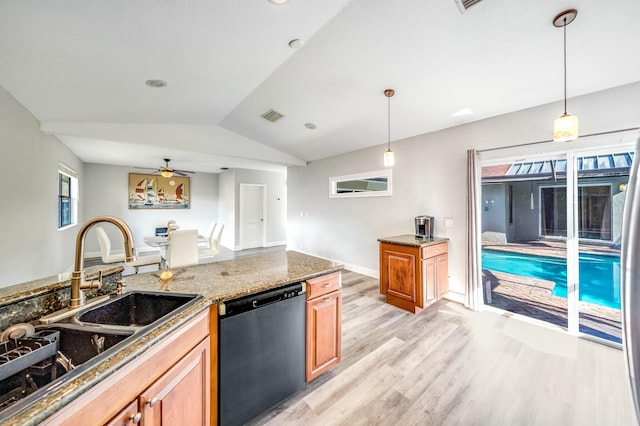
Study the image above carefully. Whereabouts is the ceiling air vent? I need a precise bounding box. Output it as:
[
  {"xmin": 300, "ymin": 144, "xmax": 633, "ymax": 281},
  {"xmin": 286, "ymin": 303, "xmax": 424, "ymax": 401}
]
[
  {"xmin": 454, "ymin": 0, "xmax": 482, "ymax": 13},
  {"xmin": 261, "ymin": 109, "xmax": 285, "ymax": 123}
]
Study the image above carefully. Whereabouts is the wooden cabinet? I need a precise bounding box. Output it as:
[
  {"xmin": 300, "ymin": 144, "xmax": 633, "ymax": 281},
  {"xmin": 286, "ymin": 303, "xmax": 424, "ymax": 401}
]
[
  {"xmin": 105, "ymin": 339, "xmax": 209, "ymax": 426},
  {"xmin": 305, "ymin": 272, "xmax": 342, "ymax": 382},
  {"xmin": 380, "ymin": 239, "xmax": 448, "ymax": 313},
  {"xmin": 41, "ymin": 309, "xmax": 210, "ymax": 426},
  {"xmin": 138, "ymin": 338, "xmax": 209, "ymax": 425},
  {"xmin": 105, "ymin": 400, "xmax": 140, "ymax": 426}
]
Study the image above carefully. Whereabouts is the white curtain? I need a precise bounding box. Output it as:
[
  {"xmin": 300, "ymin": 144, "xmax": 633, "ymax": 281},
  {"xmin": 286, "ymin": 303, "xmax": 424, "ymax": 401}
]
[{"xmin": 465, "ymin": 149, "xmax": 483, "ymax": 311}]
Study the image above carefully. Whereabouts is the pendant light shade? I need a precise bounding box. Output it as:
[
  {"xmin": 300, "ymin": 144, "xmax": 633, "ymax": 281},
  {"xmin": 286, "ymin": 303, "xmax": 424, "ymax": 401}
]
[
  {"xmin": 553, "ymin": 113, "xmax": 579, "ymax": 142},
  {"xmin": 383, "ymin": 89, "xmax": 395, "ymax": 166},
  {"xmin": 553, "ymin": 9, "xmax": 578, "ymax": 142},
  {"xmin": 384, "ymin": 148, "xmax": 395, "ymax": 167}
]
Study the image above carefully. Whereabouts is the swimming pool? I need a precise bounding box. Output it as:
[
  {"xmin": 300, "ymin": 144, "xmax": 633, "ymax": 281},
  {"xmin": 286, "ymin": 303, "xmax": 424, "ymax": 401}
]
[{"xmin": 482, "ymin": 249, "xmax": 621, "ymax": 309}]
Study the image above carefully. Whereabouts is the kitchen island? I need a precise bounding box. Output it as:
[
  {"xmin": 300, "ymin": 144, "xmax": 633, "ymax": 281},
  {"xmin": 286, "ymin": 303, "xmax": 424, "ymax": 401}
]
[{"xmin": 0, "ymin": 251, "xmax": 343, "ymax": 426}]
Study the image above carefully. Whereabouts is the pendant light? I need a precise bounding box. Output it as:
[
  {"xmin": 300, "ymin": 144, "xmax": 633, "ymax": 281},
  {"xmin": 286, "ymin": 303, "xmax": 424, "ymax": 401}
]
[
  {"xmin": 553, "ymin": 9, "xmax": 579, "ymax": 142},
  {"xmin": 384, "ymin": 89, "xmax": 395, "ymax": 166}
]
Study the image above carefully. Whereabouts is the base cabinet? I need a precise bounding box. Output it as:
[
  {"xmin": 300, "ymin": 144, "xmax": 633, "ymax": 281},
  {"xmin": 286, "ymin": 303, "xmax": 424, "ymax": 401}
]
[
  {"xmin": 306, "ymin": 272, "xmax": 342, "ymax": 382},
  {"xmin": 42, "ymin": 309, "xmax": 210, "ymax": 426},
  {"xmin": 106, "ymin": 339, "xmax": 209, "ymax": 426},
  {"xmin": 106, "ymin": 401, "xmax": 140, "ymax": 426},
  {"xmin": 380, "ymin": 240, "xmax": 448, "ymax": 313}
]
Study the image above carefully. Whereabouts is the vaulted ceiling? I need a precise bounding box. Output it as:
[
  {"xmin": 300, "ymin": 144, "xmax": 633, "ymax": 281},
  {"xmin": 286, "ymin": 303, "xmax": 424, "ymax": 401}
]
[{"xmin": 1, "ymin": 0, "xmax": 639, "ymax": 173}]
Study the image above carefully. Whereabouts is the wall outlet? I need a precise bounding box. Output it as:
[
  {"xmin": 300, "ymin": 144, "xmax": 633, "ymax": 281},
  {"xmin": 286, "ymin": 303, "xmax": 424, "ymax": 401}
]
[{"xmin": 444, "ymin": 218, "xmax": 454, "ymax": 228}]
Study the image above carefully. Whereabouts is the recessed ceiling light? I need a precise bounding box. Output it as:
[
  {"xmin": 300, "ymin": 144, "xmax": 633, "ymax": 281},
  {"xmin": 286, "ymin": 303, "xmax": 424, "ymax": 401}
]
[
  {"xmin": 268, "ymin": 0, "xmax": 289, "ymax": 5},
  {"xmin": 288, "ymin": 39, "xmax": 304, "ymax": 49},
  {"xmin": 305, "ymin": 123, "xmax": 317, "ymax": 129},
  {"xmin": 145, "ymin": 79, "xmax": 167, "ymax": 88},
  {"xmin": 452, "ymin": 107, "xmax": 473, "ymax": 117}
]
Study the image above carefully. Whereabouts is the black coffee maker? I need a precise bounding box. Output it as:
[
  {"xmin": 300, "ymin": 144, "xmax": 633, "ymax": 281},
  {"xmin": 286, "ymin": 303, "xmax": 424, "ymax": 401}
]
[{"xmin": 415, "ymin": 215, "xmax": 434, "ymax": 239}]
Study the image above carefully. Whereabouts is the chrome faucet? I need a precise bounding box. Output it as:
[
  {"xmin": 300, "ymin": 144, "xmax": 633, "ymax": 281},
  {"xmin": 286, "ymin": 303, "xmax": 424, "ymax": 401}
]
[{"xmin": 70, "ymin": 216, "xmax": 135, "ymax": 308}]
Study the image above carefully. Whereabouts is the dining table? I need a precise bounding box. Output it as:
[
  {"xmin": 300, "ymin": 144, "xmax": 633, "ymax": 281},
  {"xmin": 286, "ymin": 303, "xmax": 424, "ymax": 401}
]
[{"xmin": 143, "ymin": 234, "xmax": 208, "ymax": 248}]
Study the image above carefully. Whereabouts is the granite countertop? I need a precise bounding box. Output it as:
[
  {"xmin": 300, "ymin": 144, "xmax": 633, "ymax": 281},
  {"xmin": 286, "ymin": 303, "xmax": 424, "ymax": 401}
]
[
  {"xmin": 0, "ymin": 250, "xmax": 342, "ymax": 425},
  {"xmin": 122, "ymin": 250, "xmax": 344, "ymax": 303},
  {"xmin": 0, "ymin": 265, "xmax": 123, "ymax": 307},
  {"xmin": 378, "ymin": 234, "xmax": 449, "ymax": 248}
]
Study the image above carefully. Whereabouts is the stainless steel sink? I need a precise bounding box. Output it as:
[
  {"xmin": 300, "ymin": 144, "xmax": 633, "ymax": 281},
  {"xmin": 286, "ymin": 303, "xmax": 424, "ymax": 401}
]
[{"xmin": 73, "ymin": 291, "xmax": 202, "ymax": 328}]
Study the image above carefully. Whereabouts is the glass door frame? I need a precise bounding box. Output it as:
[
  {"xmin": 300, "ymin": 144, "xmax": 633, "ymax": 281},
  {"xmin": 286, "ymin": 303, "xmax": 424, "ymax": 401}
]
[{"xmin": 479, "ymin": 137, "xmax": 636, "ymax": 343}]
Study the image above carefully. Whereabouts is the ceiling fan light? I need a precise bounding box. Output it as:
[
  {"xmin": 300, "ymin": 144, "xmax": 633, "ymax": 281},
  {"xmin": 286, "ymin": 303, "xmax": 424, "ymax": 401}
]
[
  {"xmin": 161, "ymin": 170, "xmax": 173, "ymax": 178},
  {"xmin": 553, "ymin": 113, "xmax": 579, "ymax": 142}
]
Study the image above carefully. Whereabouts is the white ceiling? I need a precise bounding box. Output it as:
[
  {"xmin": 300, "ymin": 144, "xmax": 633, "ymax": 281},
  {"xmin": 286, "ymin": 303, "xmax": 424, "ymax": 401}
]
[{"xmin": 1, "ymin": 0, "xmax": 639, "ymax": 174}]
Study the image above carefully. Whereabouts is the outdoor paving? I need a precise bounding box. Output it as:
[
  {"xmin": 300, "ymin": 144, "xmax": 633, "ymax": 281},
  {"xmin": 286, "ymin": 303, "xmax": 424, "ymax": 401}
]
[{"xmin": 482, "ymin": 240, "xmax": 622, "ymax": 343}]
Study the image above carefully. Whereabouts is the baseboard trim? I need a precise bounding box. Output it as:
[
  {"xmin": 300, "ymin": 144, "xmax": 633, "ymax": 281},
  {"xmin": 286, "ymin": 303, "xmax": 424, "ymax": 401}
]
[
  {"xmin": 341, "ymin": 263, "xmax": 378, "ymax": 278},
  {"xmin": 289, "ymin": 248, "xmax": 378, "ymax": 278},
  {"xmin": 264, "ymin": 241, "xmax": 287, "ymax": 248},
  {"xmin": 443, "ymin": 291, "xmax": 465, "ymax": 304}
]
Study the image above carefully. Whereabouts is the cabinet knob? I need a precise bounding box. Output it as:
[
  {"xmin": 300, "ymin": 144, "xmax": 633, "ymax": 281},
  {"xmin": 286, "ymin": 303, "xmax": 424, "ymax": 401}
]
[
  {"xmin": 147, "ymin": 397, "xmax": 159, "ymax": 407},
  {"xmin": 129, "ymin": 412, "xmax": 142, "ymax": 424}
]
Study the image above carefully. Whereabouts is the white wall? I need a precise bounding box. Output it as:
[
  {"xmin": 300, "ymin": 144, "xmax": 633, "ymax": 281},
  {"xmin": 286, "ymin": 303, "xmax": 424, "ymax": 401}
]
[
  {"xmin": 234, "ymin": 168, "xmax": 287, "ymax": 247},
  {"xmin": 82, "ymin": 163, "xmax": 219, "ymax": 255},
  {"xmin": 287, "ymin": 81, "xmax": 640, "ymax": 297},
  {"xmin": 217, "ymin": 168, "xmax": 288, "ymax": 250},
  {"xmin": 0, "ymin": 85, "xmax": 85, "ymax": 287},
  {"xmin": 217, "ymin": 169, "xmax": 236, "ymax": 250}
]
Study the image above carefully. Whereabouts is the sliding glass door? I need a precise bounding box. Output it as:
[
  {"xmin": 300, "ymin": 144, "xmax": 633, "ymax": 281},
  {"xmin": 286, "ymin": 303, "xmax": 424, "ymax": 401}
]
[
  {"xmin": 481, "ymin": 153, "xmax": 569, "ymax": 330},
  {"xmin": 576, "ymin": 150, "xmax": 633, "ymax": 343},
  {"xmin": 480, "ymin": 142, "xmax": 635, "ymax": 344}
]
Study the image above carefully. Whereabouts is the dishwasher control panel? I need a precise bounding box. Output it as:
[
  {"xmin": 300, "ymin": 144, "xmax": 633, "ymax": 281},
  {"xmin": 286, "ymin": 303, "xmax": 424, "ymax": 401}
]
[{"xmin": 219, "ymin": 282, "xmax": 304, "ymax": 317}]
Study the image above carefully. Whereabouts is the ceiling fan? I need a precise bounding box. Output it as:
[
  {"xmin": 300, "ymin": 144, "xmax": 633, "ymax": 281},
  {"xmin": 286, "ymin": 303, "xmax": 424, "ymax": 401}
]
[{"xmin": 137, "ymin": 158, "xmax": 195, "ymax": 178}]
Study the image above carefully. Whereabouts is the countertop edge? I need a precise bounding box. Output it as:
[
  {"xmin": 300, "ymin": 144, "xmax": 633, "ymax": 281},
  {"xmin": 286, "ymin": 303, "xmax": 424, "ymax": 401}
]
[
  {"xmin": 207, "ymin": 265, "xmax": 345, "ymax": 304},
  {"xmin": 378, "ymin": 234, "xmax": 449, "ymax": 248}
]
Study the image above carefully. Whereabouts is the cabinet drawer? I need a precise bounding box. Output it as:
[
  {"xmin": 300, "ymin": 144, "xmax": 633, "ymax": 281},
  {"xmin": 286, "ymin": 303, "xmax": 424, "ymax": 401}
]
[
  {"xmin": 306, "ymin": 272, "xmax": 341, "ymax": 300},
  {"xmin": 422, "ymin": 242, "xmax": 448, "ymax": 259}
]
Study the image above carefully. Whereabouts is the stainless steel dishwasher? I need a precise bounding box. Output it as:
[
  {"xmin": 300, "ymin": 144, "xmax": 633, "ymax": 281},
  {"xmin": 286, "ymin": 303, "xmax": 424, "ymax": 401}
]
[{"xmin": 218, "ymin": 282, "xmax": 305, "ymax": 426}]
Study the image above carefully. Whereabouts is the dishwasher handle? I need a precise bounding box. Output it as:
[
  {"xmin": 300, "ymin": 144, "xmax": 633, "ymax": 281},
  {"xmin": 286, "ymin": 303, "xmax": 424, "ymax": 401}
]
[
  {"xmin": 252, "ymin": 294, "xmax": 283, "ymax": 309},
  {"xmin": 220, "ymin": 282, "xmax": 304, "ymax": 318}
]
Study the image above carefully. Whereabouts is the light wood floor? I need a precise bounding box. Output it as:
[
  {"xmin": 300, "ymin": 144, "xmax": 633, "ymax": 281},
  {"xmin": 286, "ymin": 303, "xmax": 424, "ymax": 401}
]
[{"xmin": 250, "ymin": 270, "xmax": 635, "ymax": 426}]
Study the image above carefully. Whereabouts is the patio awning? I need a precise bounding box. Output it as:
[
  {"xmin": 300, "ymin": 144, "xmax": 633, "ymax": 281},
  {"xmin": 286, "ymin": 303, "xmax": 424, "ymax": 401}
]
[{"xmin": 482, "ymin": 153, "xmax": 634, "ymax": 182}]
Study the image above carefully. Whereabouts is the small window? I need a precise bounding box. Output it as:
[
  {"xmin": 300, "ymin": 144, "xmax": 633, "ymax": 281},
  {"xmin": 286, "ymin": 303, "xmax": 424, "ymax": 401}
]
[
  {"xmin": 58, "ymin": 164, "xmax": 78, "ymax": 229},
  {"xmin": 329, "ymin": 169, "xmax": 392, "ymax": 198}
]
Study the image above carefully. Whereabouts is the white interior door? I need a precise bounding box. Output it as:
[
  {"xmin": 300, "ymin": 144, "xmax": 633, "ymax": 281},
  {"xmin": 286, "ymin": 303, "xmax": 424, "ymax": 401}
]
[{"xmin": 240, "ymin": 184, "xmax": 265, "ymax": 249}]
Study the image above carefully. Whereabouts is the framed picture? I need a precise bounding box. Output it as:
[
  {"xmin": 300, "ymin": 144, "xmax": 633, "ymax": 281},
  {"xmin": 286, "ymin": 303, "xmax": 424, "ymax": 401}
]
[{"xmin": 128, "ymin": 173, "xmax": 190, "ymax": 209}]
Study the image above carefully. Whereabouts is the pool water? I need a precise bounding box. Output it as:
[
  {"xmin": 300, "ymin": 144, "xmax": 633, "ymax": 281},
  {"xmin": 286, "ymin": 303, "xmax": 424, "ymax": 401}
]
[{"xmin": 482, "ymin": 249, "xmax": 621, "ymax": 310}]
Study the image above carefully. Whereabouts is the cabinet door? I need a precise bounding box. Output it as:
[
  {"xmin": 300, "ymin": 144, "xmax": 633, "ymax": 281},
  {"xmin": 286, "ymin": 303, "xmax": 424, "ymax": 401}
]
[
  {"xmin": 306, "ymin": 291, "xmax": 342, "ymax": 382},
  {"xmin": 140, "ymin": 337, "xmax": 210, "ymax": 426},
  {"xmin": 105, "ymin": 400, "xmax": 141, "ymax": 426},
  {"xmin": 423, "ymin": 256, "xmax": 437, "ymax": 305},
  {"xmin": 380, "ymin": 243, "xmax": 423, "ymax": 312},
  {"xmin": 436, "ymin": 253, "xmax": 449, "ymax": 298}
]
